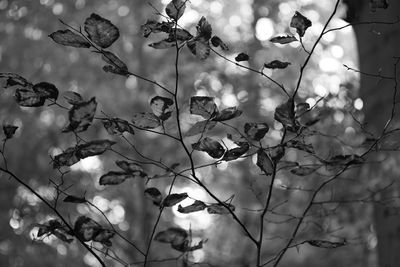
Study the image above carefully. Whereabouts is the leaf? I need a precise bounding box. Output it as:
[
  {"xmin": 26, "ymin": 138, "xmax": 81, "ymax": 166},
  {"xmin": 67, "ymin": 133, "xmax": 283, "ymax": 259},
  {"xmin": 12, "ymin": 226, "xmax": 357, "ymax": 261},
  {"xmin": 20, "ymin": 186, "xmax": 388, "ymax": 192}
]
[
  {"xmin": 257, "ymin": 149, "xmax": 274, "ymax": 175},
  {"xmin": 63, "ymin": 91, "xmax": 84, "ymax": 105},
  {"xmin": 186, "ymin": 17, "xmax": 212, "ymax": 60},
  {"xmin": 32, "ymin": 82, "xmax": 59, "ymax": 100},
  {"xmin": 227, "ymin": 132, "xmax": 247, "ymax": 145},
  {"xmin": 178, "ymin": 200, "xmax": 207, "ymax": 213},
  {"xmin": 287, "ymin": 140, "xmax": 314, "ymax": 154},
  {"xmin": 172, "ymin": 240, "xmax": 203, "ymax": 252},
  {"xmin": 192, "ymin": 137, "xmax": 225, "ymax": 159},
  {"xmin": 14, "ymin": 89, "xmax": 45, "ymax": 107},
  {"xmin": 93, "ymin": 229, "xmax": 114, "ymax": 246},
  {"xmin": 264, "ymin": 60, "xmax": 291, "ymax": 69},
  {"xmin": 36, "ymin": 219, "xmax": 73, "ymax": 243},
  {"xmin": 154, "ymin": 227, "xmax": 188, "ymax": 244},
  {"xmin": 290, "ymin": 166, "xmax": 318, "ymax": 176},
  {"xmin": 270, "ymin": 145, "xmax": 285, "ymax": 162},
  {"xmin": 270, "ymin": 35, "xmax": 298, "ymax": 44},
  {"xmin": 49, "ymin": 29, "xmax": 91, "ymax": 48},
  {"xmin": 166, "ymin": 0, "xmax": 186, "ymax": 21},
  {"xmin": 196, "ymin": 16, "xmax": 212, "ymax": 42},
  {"xmin": 207, "ymin": 203, "xmax": 235, "ymax": 214},
  {"xmin": 101, "ymin": 51, "xmax": 128, "ymax": 74},
  {"xmin": 76, "ymin": 139, "xmax": 116, "ymax": 159},
  {"xmin": 212, "ymin": 107, "xmax": 242, "ymax": 121},
  {"xmin": 116, "ymin": 160, "xmax": 145, "ymax": 176},
  {"xmin": 53, "ymin": 147, "xmax": 80, "ymax": 168},
  {"xmin": 222, "ymin": 143, "xmax": 249, "ymax": 161},
  {"xmin": 210, "ymin": 36, "xmax": 229, "ymax": 50},
  {"xmin": 99, "ymin": 171, "xmax": 135, "ymax": 185},
  {"xmin": 102, "ymin": 118, "xmax": 135, "ymax": 135},
  {"xmin": 185, "ymin": 120, "xmax": 217, "ymax": 137},
  {"xmin": 63, "ymin": 97, "xmax": 97, "ymax": 133},
  {"xmin": 307, "ymin": 240, "xmax": 346, "ymax": 249},
  {"xmin": 149, "ymin": 38, "xmax": 176, "ymax": 49},
  {"xmin": 290, "ymin": 11, "xmax": 312, "ymax": 37},
  {"xmin": 244, "ymin": 122, "xmax": 269, "ymax": 141},
  {"xmin": 328, "ymin": 154, "xmax": 364, "ymax": 165},
  {"xmin": 0, "ymin": 73, "xmax": 30, "ymax": 89},
  {"xmin": 370, "ymin": 0, "xmax": 388, "ymax": 11},
  {"xmin": 169, "ymin": 28, "xmax": 193, "ymax": 41},
  {"xmin": 190, "ymin": 96, "xmax": 217, "ymax": 118},
  {"xmin": 274, "ymin": 98, "xmax": 298, "ymax": 131},
  {"xmin": 144, "ymin": 187, "xmax": 163, "ymax": 206},
  {"xmin": 296, "ymin": 102, "xmax": 310, "ymax": 115},
  {"xmin": 235, "ymin": 52, "xmax": 249, "ymax": 62},
  {"xmin": 3, "ymin": 124, "xmax": 18, "ymax": 139},
  {"xmin": 150, "ymin": 96, "xmax": 174, "ymax": 120},
  {"xmin": 131, "ymin": 112, "xmax": 161, "ymax": 129},
  {"xmin": 74, "ymin": 216, "xmax": 101, "ymax": 241},
  {"xmin": 63, "ymin": 195, "xmax": 86, "ymax": 203},
  {"xmin": 162, "ymin": 193, "xmax": 188, "ymax": 207},
  {"xmin": 84, "ymin": 13, "xmax": 120, "ymax": 48}
]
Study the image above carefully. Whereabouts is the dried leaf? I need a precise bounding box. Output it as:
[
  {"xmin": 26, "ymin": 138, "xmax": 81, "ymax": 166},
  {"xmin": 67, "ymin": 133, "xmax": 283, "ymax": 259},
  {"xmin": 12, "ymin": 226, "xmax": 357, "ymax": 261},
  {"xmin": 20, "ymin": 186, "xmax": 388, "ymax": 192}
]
[
  {"xmin": 185, "ymin": 120, "xmax": 217, "ymax": 137},
  {"xmin": 235, "ymin": 52, "xmax": 249, "ymax": 62},
  {"xmin": 207, "ymin": 203, "xmax": 235, "ymax": 214},
  {"xmin": 166, "ymin": 0, "xmax": 186, "ymax": 21},
  {"xmin": 84, "ymin": 13, "xmax": 119, "ymax": 48},
  {"xmin": 63, "ymin": 195, "xmax": 86, "ymax": 203},
  {"xmin": 244, "ymin": 122, "xmax": 269, "ymax": 141},
  {"xmin": 290, "ymin": 11, "xmax": 312, "ymax": 37},
  {"xmin": 3, "ymin": 124, "xmax": 18, "ymax": 139},
  {"xmin": 264, "ymin": 60, "xmax": 291, "ymax": 69},
  {"xmin": 33, "ymin": 82, "xmax": 59, "ymax": 100},
  {"xmin": 162, "ymin": 193, "xmax": 188, "ymax": 207},
  {"xmin": 102, "ymin": 118, "xmax": 135, "ymax": 135},
  {"xmin": 213, "ymin": 107, "xmax": 242, "ymax": 121},
  {"xmin": 178, "ymin": 200, "xmax": 207, "ymax": 213},
  {"xmin": 76, "ymin": 139, "xmax": 116, "ymax": 159},
  {"xmin": 257, "ymin": 149, "xmax": 274, "ymax": 175},
  {"xmin": 63, "ymin": 97, "xmax": 97, "ymax": 133},
  {"xmin": 144, "ymin": 187, "xmax": 163, "ymax": 206},
  {"xmin": 192, "ymin": 137, "xmax": 225, "ymax": 158},
  {"xmin": 63, "ymin": 91, "xmax": 84, "ymax": 105},
  {"xmin": 210, "ymin": 36, "xmax": 229, "ymax": 50},
  {"xmin": 150, "ymin": 96, "xmax": 174, "ymax": 120},
  {"xmin": 190, "ymin": 96, "xmax": 217, "ymax": 118},
  {"xmin": 307, "ymin": 240, "xmax": 346, "ymax": 249},
  {"xmin": 99, "ymin": 171, "xmax": 135, "ymax": 185},
  {"xmin": 270, "ymin": 35, "xmax": 298, "ymax": 44},
  {"xmin": 15, "ymin": 89, "xmax": 45, "ymax": 107},
  {"xmin": 49, "ymin": 29, "xmax": 91, "ymax": 48},
  {"xmin": 131, "ymin": 112, "xmax": 161, "ymax": 129}
]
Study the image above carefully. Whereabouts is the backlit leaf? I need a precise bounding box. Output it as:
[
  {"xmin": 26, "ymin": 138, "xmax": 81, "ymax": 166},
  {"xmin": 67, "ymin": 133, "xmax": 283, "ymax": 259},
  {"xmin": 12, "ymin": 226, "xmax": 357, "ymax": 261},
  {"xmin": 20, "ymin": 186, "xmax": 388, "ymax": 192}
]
[
  {"xmin": 185, "ymin": 120, "xmax": 217, "ymax": 137},
  {"xmin": 290, "ymin": 11, "xmax": 312, "ymax": 37},
  {"xmin": 257, "ymin": 149, "xmax": 274, "ymax": 175},
  {"xmin": 192, "ymin": 137, "xmax": 225, "ymax": 158},
  {"xmin": 165, "ymin": 0, "xmax": 186, "ymax": 21},
  {"xmin": 270, "ymin": 35, "xmax": 298, "ymax": 44},
  {"xmin": 235, "ymin": 52, "xmax": 249, "ymax": 62},
  {"xmin": 33, "ymin": 82, "xmax": 59, "ymax": 100},
  {"xmin": 264, "ymin": 60, "xmax": 291, "ymax": 69},
  {"xmin": 131, "ymin": 112, "xmax": 161, "ymax": 129},
  {"xmin": 144, "ymin": 187, "xmax": 163, "ymax": 206},
  {"xmin": 76, "ymin": 139, "xmax": 116, "ymax": 159},
  {"xmin": 162, "ymin": 193, "xmax": 188, "ymax": 207},
  {"xmin": 211, "ymin": 36, "xmax": 229, "ymax": 50},
  {"xmin": 3, "ymin": 124, "xmax": 18, "ymax": 139},
  {"xmin": 84, "ymin": 13, "xmax": 119, "ymax": 48},
  {"xmin": 307, "ymin": 240, "xmax": 346, "ymax": 249},
  {"xmin": 178, "ymin": 200, "xmax": 207, "ymax": 213},
  {"xmin": 213, "ymin": 107, "xmax": 242, "ymax": 121},
  {"xmin": 99, "ymin": 171, "xmax": 134, "ymax": 185},
  {"xmin": 15, "ymin": 89, "xmax": 45, "ymax": 107},
  {"xmin": 49, "ymin": 29, "xmax": 91, "ymax": 48},
  {"xmin": 190, "ymin": 96, "xmax": 217, "ymax": 118},
  {"xmin": 207, "ymin": 203, "xmax": 235, "ymax": 214},
  {"xmin": 150, "ymin": 96, "xmax": 174, "ymax": 120},
  {"xmin": 244, "ymin": 123, "xmax": 269, "ymax": 141},
  {"xmin": 63, "ymin": 97, "xmax": 97, "ymax": 133}
]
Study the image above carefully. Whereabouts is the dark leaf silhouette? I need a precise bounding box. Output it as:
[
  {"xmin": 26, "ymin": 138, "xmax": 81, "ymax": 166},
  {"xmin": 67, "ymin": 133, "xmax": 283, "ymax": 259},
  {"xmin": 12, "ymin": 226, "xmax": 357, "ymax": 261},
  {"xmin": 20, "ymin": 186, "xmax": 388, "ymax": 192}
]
[
  {"xmin": 154, "ymin": 227, "xmax": 188, "ymax": 244},
  {"xmin": 74, "ymin": 216, "xmax": 101, "ymax": 241},
  {"xmin": 211, "ymin": 36, "xmax": 229, "ymax": 50},
  {"xmin": 235, "ymin": 52, "xmax": 249, "ymax": 62},
  {"xmin": 63, "ymin": 195, "xmax": 86, "ymax": 203},
  {"xmin": 84, "ymin": 13, "xmax": 119, "ymax": 48},
  {"xmin": 150, "ymin": 96, "xmax": 174, "ymax": 120},
  {"xmin": 3, "ymin": 124, "xmax": 18, "ymax": 139},
  {"xmin": 185, "ymin": 120, "xmax": 217, "ymax": 137},
  {"xmin": 15, "ymin": 89, "xmax": 45, "ymax": 107},
  {"xmin": 172, "ymin": 240, "xmax": 203, "ymax": 252},
  {"xmin": 33, "ymin": 82, "xmax": 59, "ymax": 100},
  {"xmin": 162, "ymin": 193, "xmax": 188, "ymax": 207},
  {"xmin": 131, "ymin": 112, "xmax": 161, "ymax": 129},
  {"xmin": 49, "ymin": 29, "xmax": 91, "ymax": 48},
  {"xmin": 63, "ymin": 97, "xmax": 97, "ymax": 132},
  {"xmin": 192, "ymin": 137, "xmax": 225, "ymax": 158},
  {"xmin": 76, "ymin": 140, "xmax": 116, "ymax": 159},
  {"xmin": 222, "ymin": 143, "xmax": 249, "ymax": 161},
  {"xmin": 257, "ymin": 149, "xmax": 274, "ymax": 175},
  {"xmin": 190, "ymin": 96, "xmax": 217, "ymax": 118},
  {"xmin": 207, "ymin": 203, "xmax": 235, "ymax": 214},
  {"xmin": 102, "ymin": 118, "xmax": 135, "ymax": 135},
  {"xmin": 244, "ymin": 122, "xmax": 269, "ymax": 141},
  {"xmin": 144, "ymin": 187, "xmax": 163, "ymax": 206},
  {"xmin": 99, "ymin": 171, "xmax": 135, "ymax": 185},
  {"xmin": 165, "ymin": 0, "xmax": 186, "ymax": 21},
  {"xmin": 290, "ymin": 166, "xmax": 318, "ymax": 176},
  {"xmin": 307, "ymin": 240, "xmax": 346, "ymax": 249},
  {"xmin": 53, "ymin": 147, "xmax": 80, "ymax": 168},
  {"xmin": 290, "ymin": 11, "xmax": 312, "ymax": 37},
  {"xmin": 0, "ymin": 73, "xmax": 30, "ymax": 89},
  {"xmin": 274, "ymin": 98, "xmax": 298, "ymax": 131},
  {"xmin": 270, "ymin": 145, "xmax": 285, "ymax": 162},
  {"xmin": 264, "ymin": 60, "xmax": 291, "ymax": 69},
  {"xmin": 178, "ymin": 200, "xmax": 207, "ymax": 213},
  {"xmin": 149, "ymin": 38, "xmax": 176, "ymax": 49},
  {"xmin": 115, "ymin": 161, "xmax": 146, "ymax": 178},
  {"xmin": 213, "ymin": 107, "xmax": 242, "ymax": 121},
  {"xmin": 270, "ymin": 35, "xmax": 297, "ymax": 44},
  {"xmin": 63, "ymin": 91, "xmax": 84, "ymax": 105}
]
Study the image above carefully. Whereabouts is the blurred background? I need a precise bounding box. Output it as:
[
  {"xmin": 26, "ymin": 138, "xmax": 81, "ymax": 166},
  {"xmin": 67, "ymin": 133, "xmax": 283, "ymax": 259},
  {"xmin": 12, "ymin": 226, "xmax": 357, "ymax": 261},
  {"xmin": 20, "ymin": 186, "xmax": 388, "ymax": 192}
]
[{"xmin": 0, "ymin": 0, "xmax": 399, "ymax": 266}]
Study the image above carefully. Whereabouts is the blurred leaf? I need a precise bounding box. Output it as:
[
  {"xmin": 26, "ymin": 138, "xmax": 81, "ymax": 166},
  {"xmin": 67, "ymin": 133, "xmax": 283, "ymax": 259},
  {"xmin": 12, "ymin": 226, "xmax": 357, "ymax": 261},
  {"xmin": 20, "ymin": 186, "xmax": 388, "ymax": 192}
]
[
  {"xmin": 53, "ymin": 147, "xmax": 80, "ymax": 168},
  {"xmin": 74, "ymin": 216, "xmax": 101, "ymax": 241},
  {"xmin": 290, "ymin": 166, "xmax": 318, "ymax": 176},
  {"xmin": 76, "ymin": 139, "xmax": 116, "ymax": 159},
  {"xmin": 190, "ymin": 96, "xmax": 217, "ymax": 118},
  {"xmin": 270, "ymin": 145, "xmax": 285, "ymax": 162},
  {"xmin": 150, "ymin": 96, "xmax": 174, "ymax": 120},
  {"xmin": 192, "ymin": 137, "xmax": 225, "ymax": 158},
  {"xmin": 99, "ymin": 171, "xmax": 135, "ymax": 185},
  {"xmin": 33, "ymin": 82, "xmax": 59, "ymax": 100},
  {"xmin": 307, "ymin": 240, "xmax": 346, "ymax": 249},
  {"xmin": 63, "ymin": 91, "xmax": 84, "ymax": 105},
  {"xmin": 213, "ymin": 107, "xmax": 242, "ymax": 121},
  {"xmin": 162, "ymin": 193, "xmax": 188, "ymax": 207},
  {"xmin": 211, "ymin": 35, "xmax": 229, "ymax": 50},
  {"xmin": 257, "ymin": 149, "xmax": 274, "ymax": 175},
  {"xmin": 15, "ymin": 89, "xmax": 45, "ymax": 107},
  {"xmin": 93, "ymin": 229, "xmax": 114, "ymax": 247},
  {"xmin": 172, "ymin": 240, "xmax": 203, "ymax": 252},
  {"xmin": 296, "ymin": 102, "xmax": 310, "ymax": 115},
  {"xmin": 0, "ymin": 73, "xmax": 30, "ymax": 89},
  {"xmin": 49, "ymin": 29, "xmax": 91, "ymax": 48},
  {"xmin": 3, "ymin": 124, "xmax": 18, "ymax": 139},
  {"xmin": 290, "ymin": 11, "xmax": 312, "ymax": 37},
  {"xmin": 144, "ymin": 187, "xmax": 163, "ymax": 206},
  {"xmin": 244, "ymin": 122, "xmax": 269, "ymax": 141},
  {"xmin": 270, "ymin": 35, "xmax": 297, "ymax": 44},
  {"xmin": 287, "ymin": 140, "xmax": 314, "ymax": 153},
  {"xmin": 166, "ymin": 0, "xmax": 186, "ymax": 21},
  {"xmin": 274, "ymin": 98, "xmax": 298, "ymax": 131},
  {"xmin": 222, "ymin": 143, "xmax": 249, "ymax": 161},
  {"xmin": 207, "ymin": 203, "xmax": 235, "ymax": 214},
  {"xmin": 102, "ymin": 118, "xmax": 135, "ymax": 135},
  {"xmin": 131, "ymin": 112, "xmax": 161, "ymax": 129},
  {"xmin": 264, "ymin": 60, "xmax": 291, "ymax": 69},
  {"xmin": 84, "ymin": 13, "xmax": 119, "ymax": 48},
  {"xmin": 155, "ymin": 227, "xmax": 188, "ymax": 244},
  {"xmin": 185, "ymin": 120, "xmax": 217, "ymax": 137},
  {"xmin": 235, "ymin": 52, "xmax": 249, "ymax": 62},
  {"xmin": 178, "ymin": 200, "xmax": 207, "ymax": 213},
  {"xmin": 63, "ymin": 97, "xmax": 97, "ymax": 133},
  {"xmin": 63, "ymin": 195, "xmax": 86, "ymax": 203}
]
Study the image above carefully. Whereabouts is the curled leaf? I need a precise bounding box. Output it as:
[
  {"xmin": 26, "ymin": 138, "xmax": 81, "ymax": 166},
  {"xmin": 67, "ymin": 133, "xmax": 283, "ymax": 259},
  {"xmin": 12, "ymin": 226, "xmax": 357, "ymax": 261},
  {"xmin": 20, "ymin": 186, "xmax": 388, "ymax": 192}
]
[
  {"xmin": 131, "ymin": 112, "xmax": 161, "ymax": 129},
  {"xmin": 101, "ymin": 51, "xmax": 128, "ymax": 74},
  {"xmin": 290, "ymin": 11, "xmax": 312, "ymax": 37},
  {"xmin": 192, "ymin": 137, "xmax": 225, "ymax": 158},
  {"xmin": 270, "ymin": 35, "xmax": 298, "ymax": 44},
  {"xmin": 264, "ymin": 60, "xmax": 291, "ymax": 69},
  {"xmin": 149, "ymin": 38, "xmax": 176, "ymax": 49},
  {"xmin": 154, "ymin": 227, "xmax": 188, "ymax": 244},
  {"xmin": 84, "ymin": 13, "xmax": 119, "ymax": 48},
  {"xmin": 187, "ymin": 17, "xmax": 212, "ymax": 60},
  {"xmin": 162, "ymin": 193, "xmax": 188, "ymax": 207},
  {"xmin": 74, "ymin": 216, "xmax": 101, "ymax": 241},
  {"xmin": 178, "ymin": 200, "xmax": 207, "ymax": 213},
  {"xmin": 49, "ymin": 29, "xmax": 91, "ymax": 48},
  {"xmin": 53, "ymin": 147, "xmax": 80, "ymax": 168},
  {"xmin": 235, "ymin": 52, "xmax": 249, "ymax": 62},
  {"xmin": 150, "ymin": 96, "xmax": 174, "ymax": 120},
  {"xmin": 93, "ymin": 229, "xmax": 115, "ymax": 246}
]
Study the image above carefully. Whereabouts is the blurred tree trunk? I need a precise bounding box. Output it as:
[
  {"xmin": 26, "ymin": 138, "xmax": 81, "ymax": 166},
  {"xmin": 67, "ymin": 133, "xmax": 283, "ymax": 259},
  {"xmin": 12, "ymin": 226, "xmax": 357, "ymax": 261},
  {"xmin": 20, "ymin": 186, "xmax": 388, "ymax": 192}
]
[{"xmin": 347, "ymin": 1, "xmax": 400, "ymax": 267}]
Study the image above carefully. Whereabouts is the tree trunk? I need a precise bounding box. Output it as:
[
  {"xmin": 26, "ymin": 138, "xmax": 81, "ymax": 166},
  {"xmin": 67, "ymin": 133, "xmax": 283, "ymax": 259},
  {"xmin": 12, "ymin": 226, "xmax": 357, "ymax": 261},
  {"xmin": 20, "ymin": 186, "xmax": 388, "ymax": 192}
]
[{"xmin": 347, "ymin": 1, "xmax": 400, "ymax": 267}]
